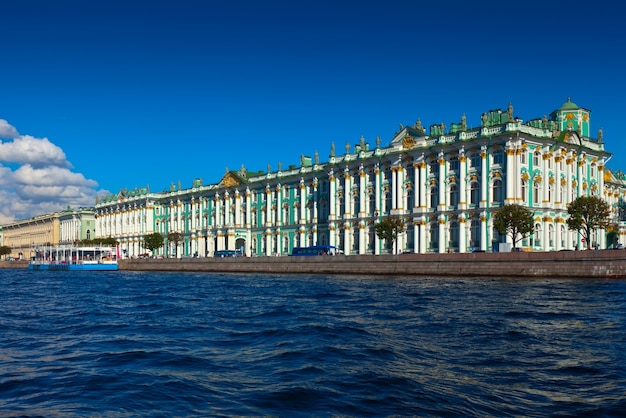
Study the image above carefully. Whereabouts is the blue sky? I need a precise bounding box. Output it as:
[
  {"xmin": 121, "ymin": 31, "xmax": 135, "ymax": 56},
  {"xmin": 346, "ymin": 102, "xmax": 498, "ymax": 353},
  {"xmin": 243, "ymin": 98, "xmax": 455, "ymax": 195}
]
[{"xmin": 1, "ymin": 0, "xmax": 624, "ymax": 223}]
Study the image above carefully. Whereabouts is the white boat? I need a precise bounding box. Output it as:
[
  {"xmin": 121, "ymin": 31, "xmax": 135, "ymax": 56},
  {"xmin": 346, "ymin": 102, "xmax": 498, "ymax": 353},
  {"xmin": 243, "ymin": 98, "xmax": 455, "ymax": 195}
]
[{"xmin": 28, "ymin": 245, "xmax": 119, "ymax": 271}]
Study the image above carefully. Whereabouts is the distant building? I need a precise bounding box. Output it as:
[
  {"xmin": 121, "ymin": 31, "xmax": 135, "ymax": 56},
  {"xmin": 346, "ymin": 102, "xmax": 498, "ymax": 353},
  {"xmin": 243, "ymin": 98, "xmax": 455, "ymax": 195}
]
[
  {"xmin": 58, "ymin": 206, "xmax": 96, "ymax": 244},
  {"xmin": 2, "ymin": 207, "xmax": 97, "ymax": 259},
  {"xmin": 2, "ymin": 213, "xmax": 59, "ymax": 260},
  {"xmin": 90, "ymin": 99, "xmax": 626, "ymax": 257}
]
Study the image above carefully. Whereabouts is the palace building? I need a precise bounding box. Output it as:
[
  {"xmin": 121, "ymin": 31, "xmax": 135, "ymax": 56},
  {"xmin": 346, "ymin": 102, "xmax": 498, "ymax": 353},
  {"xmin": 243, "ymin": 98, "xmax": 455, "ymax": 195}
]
[{"xmin": 93, "ymin": 99, "xmax": 626, "ymax": 257}]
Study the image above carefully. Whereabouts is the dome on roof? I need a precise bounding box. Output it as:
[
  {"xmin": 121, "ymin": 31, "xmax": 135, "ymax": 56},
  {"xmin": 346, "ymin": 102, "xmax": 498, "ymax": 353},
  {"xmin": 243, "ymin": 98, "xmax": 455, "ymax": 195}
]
[{"xmin": 559, "ymin": 97, "xmax": 579, "ymax": 110}]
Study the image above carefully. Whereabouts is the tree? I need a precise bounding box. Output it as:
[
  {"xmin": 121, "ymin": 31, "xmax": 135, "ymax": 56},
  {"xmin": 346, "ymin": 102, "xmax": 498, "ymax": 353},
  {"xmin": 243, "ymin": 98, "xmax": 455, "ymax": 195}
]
[
  {"xmin": 566, "ymin": 196, "xmax": 611, "ymax": 250},
  {"xmin": 143, "ymin": 232, "xmax": 164, "ymax": 255},
  {"xmin": 493, "ymin": 204, "xmax": 534, "ymax": 250},
  {"xmin": 78, "ymin": 237, "xmax": 118, "ymax": 246},
  {"xmin": 374, "ymin": 216, "xmax": 406, "ymax": 254},
  {"xmin": 0, "ymin": 245, "xmax": 11, "ymax": 260},
  {"xmin": 167, "ymin": 232, "xmax": 184, "ymax": 257}
]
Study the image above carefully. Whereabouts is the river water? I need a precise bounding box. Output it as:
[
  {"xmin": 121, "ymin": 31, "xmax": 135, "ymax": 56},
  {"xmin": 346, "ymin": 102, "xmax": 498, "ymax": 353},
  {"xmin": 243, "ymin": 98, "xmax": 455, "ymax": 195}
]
[{"xmin": 1, "ymin": 270, "xmax": 625, "ymax": 417}]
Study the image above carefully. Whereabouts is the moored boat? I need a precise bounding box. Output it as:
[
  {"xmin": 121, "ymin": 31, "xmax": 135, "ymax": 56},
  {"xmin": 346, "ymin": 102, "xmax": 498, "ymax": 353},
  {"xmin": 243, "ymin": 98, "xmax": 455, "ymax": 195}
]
[{"xmin": 28, "ymin": 245, "xmax": 119, "ymax": 271}]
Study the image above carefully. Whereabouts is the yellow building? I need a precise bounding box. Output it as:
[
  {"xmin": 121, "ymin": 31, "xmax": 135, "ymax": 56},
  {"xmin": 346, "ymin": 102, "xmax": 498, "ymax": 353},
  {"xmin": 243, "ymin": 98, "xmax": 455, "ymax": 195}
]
[{"xmin": 2, "ymin": 213, "xmax": 60, "ymax": 260}]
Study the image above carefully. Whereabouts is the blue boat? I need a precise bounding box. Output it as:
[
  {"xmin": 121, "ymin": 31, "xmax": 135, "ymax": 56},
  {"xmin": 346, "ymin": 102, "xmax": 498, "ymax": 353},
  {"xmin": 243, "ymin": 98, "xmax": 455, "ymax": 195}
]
[{"xmin": 28, "ymin": 245, "xmax": 119, "ymax": 271}]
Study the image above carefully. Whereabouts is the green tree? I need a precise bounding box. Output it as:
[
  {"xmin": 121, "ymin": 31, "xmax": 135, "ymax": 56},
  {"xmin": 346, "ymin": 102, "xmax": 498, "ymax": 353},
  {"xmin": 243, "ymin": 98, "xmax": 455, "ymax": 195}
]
[
  {"xmin": 78, "ymin": 237, "xmax": 118, "ymax": 246},
  {"xmin": 143, "ymin": 232, "xmax": 164, "ymax": 255},
  {"xmin": 374, "ymin": 216, "xmax": 406, "ymax": 254},
  {"xmin": 493, "ymin": 204, "xmax": 534, "ymax": 250},
  {"xmin": 0, "ymin": 245, "xmax": 11, "ymax": 259},
  {"xmin": 566, "ymin": 196, "xmax": 611, "ymax": 250},
  {"xmin": 167, "ymin": 232, "xmax": 184, "ymax": 257}
]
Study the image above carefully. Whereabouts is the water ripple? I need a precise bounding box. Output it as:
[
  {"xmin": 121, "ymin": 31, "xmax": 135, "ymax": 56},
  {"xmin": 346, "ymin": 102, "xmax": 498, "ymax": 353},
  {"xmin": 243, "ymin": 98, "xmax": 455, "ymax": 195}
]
[{"xmin": 1, "ymin": 270, "xmax": 625, "ymax": 417}]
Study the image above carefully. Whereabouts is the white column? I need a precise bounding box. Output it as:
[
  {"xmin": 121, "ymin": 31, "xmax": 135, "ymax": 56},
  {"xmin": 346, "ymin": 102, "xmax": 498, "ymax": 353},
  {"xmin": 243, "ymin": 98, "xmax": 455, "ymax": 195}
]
[
  {"xmin": 554, "ymin": 155, "xmax": 562, "ymax": 208},
  {"xmin": 577, "ymin": 159, "xmax": 584, "ymax": 197},
  {"xmin": 344, "ymin": 171, "xmax": 352, "ymax": 218},
  {"xmin": 276, "ymin": 185, "xmax": 282, "ymax": 226},
  {"xmin": 459, "ymin": 155, "xmax": 467, "ymax": 210},
  {"xmin": 374, "ymin": 166, "xmax": 381, "ymax": 215},
  {"xmin": 359, "ymin": 170, "xmax": 366, "ymax": 217},
  {"xmin": 397, "ymin": 166, "xmax": 405, "ymax": 211},
  {"xmin": 542, "ymin": 152, "xmax": 550, "ymax": 205},
  {"xmin": 480, "ymin": 147, "xmax": 488, "ymax": 207},
  {"xmin": 245, "ymin": 189, "xmax": 251, "ymax": 227},
  {"xmin": 329, "ymin": 171, "xmax": 337, "ymax": 221},
  {"xmin": 214, "ymin": 195, "xmax": 221, "ymax": 228},
  {"xmin": 235, "ymin": 190, "xmax": 242, "ymax": 227},
  {"xmin": 359, "ymin": 221, "xmax": 365, "ymax": 254},
  {"xmin": 265, "ymin": 187, "xmax": 272, "ymax": 227},
  {"xmin": 565, "ymin": 157, "xmax": 573, "ymax": 204},
  {"xmin": 438, "ymin": 153, "xmax": 446, "ymax": 211},
  {"xmin": 480, "ymin": 213, "xmax": 487, "ymax": 251},
  {"xmin": 300, "ymin": 180, "xmax": 307, "ymax": 224},
  {"xmin": 438, "ymin": 216, "xmax": 446, "ymax": 253},
  {"xmin": 312, "ymin": 179, "xmax": 319, "ymax": 223},
  {"xmin": 419, "ymin": 162, "xmax": 427, "ymax": 210},
  {"xmin": 459, "ymin": 216, "xmax": 467, "ymax": 253},
  {"xmin": 505, "ymin": 147, "xmax": 515, "ymax": 203},
  {"xmin": 391, "ymin": 167, "xmax": 397, "ymax": 210}
]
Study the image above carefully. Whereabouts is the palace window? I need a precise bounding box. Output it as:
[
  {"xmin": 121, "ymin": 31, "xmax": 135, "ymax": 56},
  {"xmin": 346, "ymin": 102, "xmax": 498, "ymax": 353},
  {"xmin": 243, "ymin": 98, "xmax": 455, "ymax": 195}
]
[
  {"xmin": 449, "ymin": 184, "xmax": 459, "ymax": 207},
  {"xmin": 533, "ymin": 152, "xmax": 540, "ymax": 167},
  {"xmin": 384, "ymin": 192, "xmax": 392, "ymax": 214},
  {"xmin": 430, "ymin": 187, "xmax": 439, "ymax": 209},
  {"xmin": 470, "ymin": 219, "xmax": 481, "ymax": 249},
  {"xmin": 470, "ymin": 182, "xmax": 480, "ymax": 206},
  {"xmin": 534, "ymin": 223, "xmax": 542, "ymax": 247},
  {"xmin": 429, "ymin": 222, "xmax": 439, "ymax": 251},
  {"xmin": 549, "ymin": 224, "xmax": 554, "ymax": 247},
  {"xmin": 470, "ymin": 152, "xmax": 481, "ymax": 169},
  {"xmin": 492, "ymin": 179, "xmax": 503, "ymax": 204},
  {"xmin": 407, "ymin": 187, "xmax": 415, "ymax": 209},
  {"xmin": 521, "ymin": 179, "xmax": 528, "ymax": 203},
  {"xmin": 430, "ymin": 160, "xmax": 439, "ymax": 176},
  {"xmin": 492, "ymin": 149, "xmax": 504, "ymax": 166},
  {"xmin": 449, "ymin": 157, "xmax": 460, "ymax": 173},
  {"xmin": 449, "ymin": 222, "xmax": 459, "ymax": 249},
  {"xmin": 533, "ymin": 182, "xmax": 540, "ymax": 205}
]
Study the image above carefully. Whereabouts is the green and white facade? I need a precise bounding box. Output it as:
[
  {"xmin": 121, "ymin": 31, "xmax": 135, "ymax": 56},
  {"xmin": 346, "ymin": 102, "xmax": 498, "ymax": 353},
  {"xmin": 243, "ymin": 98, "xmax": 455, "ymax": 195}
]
[{"xmin": 94, "ymin": 99, "xmax": 626, "ymax": 257}]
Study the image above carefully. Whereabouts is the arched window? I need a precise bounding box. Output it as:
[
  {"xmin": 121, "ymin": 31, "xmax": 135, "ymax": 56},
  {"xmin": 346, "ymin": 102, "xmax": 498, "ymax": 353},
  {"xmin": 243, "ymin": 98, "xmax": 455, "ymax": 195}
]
[
  {"xmin": 549, "ymin": 224, "xmax": 554, "ymax": 247},
  {"xmin": 384, "ymin": 192, "xmax": 392, "ymax": 214},
  {"xmin": 471, "ymin": 152, "xmax": 481, "ymax": 169},
  {"xmin": 492, "ymin": 179, "xmax": 503, "ymax": 204},
  {"xmin": 470, "ymin": 182, "xmax": 480, "ymax": 206},
  {"xmin": 407, "ymin": 187, "xmax": 415, "ymax": 210},
  {"xmin": 533, "ymin": 181, "xmax": 540, "ymax": 205},
  {"xmin": 449, "ymin": 156, "xmax": 460, "ymax": 173},
  {"xmin": 449, "ymin": 183, "xmax": 459, "ymax": 207},
  {"xmin": 521, "ymin": 179, "xmax": 528, "ymax": 203},
  {"xmin": 470, "ymin": 219, "xmax": 481, "ymax": 250},
  {"xmin": 533, "ymin": 223, "xmax": 542, "ymax": 247},
  {"xmin": 493, "ymin": 149, "xmax": 504, "ymax": 165},
  {"xmin": 449, "ymin": 222, "xmax": 459, "ymax": 249},
  {"xmin": 429, "ymin": 222, "xmax": 439, "ymax": 251},
  {"xmin": 430, "ymin": 187, "xmax": 439, "ymax": 209},
  {"xmin": 369, "ymin": 193, "xmax": 376, "ymax": 215}
]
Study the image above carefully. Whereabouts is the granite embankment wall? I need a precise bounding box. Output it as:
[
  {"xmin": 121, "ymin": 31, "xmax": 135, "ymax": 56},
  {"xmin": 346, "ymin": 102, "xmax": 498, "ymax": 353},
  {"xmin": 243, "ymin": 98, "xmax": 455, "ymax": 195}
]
[
  {"xmin": 117, "ymin": 251, "xmax": 626, "ymax": 278},
  {"xmin": 3, "ymin": 251, "xmax": 626, "ymax": 278}
]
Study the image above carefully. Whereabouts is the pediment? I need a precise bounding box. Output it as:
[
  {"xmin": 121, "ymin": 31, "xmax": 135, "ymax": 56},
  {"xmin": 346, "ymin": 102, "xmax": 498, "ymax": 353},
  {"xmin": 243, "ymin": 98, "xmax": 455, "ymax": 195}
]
[{"xmin": 218, "ymin": 172, "xmax": 244, "ymax": 187}]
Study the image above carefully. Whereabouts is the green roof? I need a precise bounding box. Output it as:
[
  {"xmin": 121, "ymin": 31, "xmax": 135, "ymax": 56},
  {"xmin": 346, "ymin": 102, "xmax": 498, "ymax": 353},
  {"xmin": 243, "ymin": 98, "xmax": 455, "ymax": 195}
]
[{"xmin": 559, "ymin": 97, "xmax": 579, "ymax": 111}]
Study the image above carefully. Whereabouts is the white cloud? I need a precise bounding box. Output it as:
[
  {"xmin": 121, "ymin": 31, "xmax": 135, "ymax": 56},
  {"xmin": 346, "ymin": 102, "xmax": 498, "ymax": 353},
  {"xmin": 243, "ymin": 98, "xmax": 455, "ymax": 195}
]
[
  {"xmin": 0, "ymin": 121, "xmax": 103, "ymax": 223},
  {"xmin": 0, "ymin": 135, "xmax": 70, "ymax": 168},
  {"xmin": 0, "ymin": 119, "xmax": 19, "ymax": 138}
]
